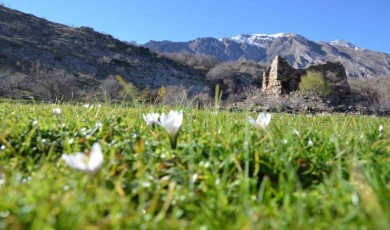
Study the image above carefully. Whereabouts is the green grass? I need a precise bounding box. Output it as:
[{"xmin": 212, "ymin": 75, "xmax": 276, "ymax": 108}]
[{"xmin": 0, "ymin": 103, "xmax": 389, "ymax": 229}]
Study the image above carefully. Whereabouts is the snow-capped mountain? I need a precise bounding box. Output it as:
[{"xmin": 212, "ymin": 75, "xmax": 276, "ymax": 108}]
[
  {"xmin": 225, "ymin": 33, "xmax": 299, "ymax": 47},
  {"xmin": 330, "ymin": 39, "xmax": 361, "ymax": 50},
  {"xmin": 144, "ymin": 33, "xmax": 390, "ymax": 78}
]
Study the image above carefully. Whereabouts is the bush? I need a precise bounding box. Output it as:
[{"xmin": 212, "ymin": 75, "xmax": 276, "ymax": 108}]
[
  {"xmin": 349, "ymin": 75, "xmax": 390, "ymax": 110},
  {"xmin": 30, "ymin": 68, "xmax": 79, "ymax": 101},
  {"xmin": 206, "ymin": 61, "xmax": 263, "ymax": 101},
  {"xmin": 299, "ymin": 71, "xmax": 332, "ymax": 97},
  {"xmin": 139, "ymin": 86, "xmax": 191, "ymax": 106},
  {"xmin": 100, "ymin": 75, "xmax": 123, "ymax": 100}
]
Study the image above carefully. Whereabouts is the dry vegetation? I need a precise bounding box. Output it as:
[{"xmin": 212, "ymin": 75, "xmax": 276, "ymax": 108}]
[
  {"xmin": 160, "ymin": 52, "xmax": 220, "ymax": 74},
  {"xmin": 349, "ymin": 75, "xmax": 390, "ymax": 110}
]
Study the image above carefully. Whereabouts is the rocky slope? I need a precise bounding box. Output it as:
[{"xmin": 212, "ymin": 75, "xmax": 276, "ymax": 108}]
[
  {"xmin": 144, "ymin": 33, "xmax": 390, "ymax": 78},
  {"xmin": 0, "ymin": 5, "xmax": 209, "ymax": 100}
]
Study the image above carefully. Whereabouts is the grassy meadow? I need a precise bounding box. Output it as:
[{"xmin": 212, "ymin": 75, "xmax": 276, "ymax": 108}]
[{"xmin": 0, "ymin": 102, "xmax": 389, "ymax": 229}]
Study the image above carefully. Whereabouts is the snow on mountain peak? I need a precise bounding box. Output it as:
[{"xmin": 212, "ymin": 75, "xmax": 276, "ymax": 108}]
[
  {"xmin": 250, "ymin": 33, "xmax": 290, "ymax": 39},
  {"xmin": 224, "ymin": 33, "xmax": 298, "ymax": 47},
  {"xmin": 330, "ymin": 39, "xmax": 360, "ymax": 50}
]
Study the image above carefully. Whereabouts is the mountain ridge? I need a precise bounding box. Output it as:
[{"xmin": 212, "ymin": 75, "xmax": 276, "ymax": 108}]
[{"xmin": 144, "ymin": 33, "xmax": 390, "ymax": 78}]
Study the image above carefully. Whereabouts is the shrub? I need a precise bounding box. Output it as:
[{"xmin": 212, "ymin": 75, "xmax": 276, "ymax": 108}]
[
  {"xmin": 299, "ymin": 71, "xmax": 332, "ymax": 97},
  {"xmin": 30, "ymin": 67, "xmax": 79, "ymax": 101},
  {"xmin": 139, "ymin": 86, "xmax": 190, "ymax": 106},
  {"xmin": 349, "ymin": 75, "xmax": 390, "ymax": 110},
  {"xmin": 206, "ymin": 61, "xmax": 263, "ymax": 101},
  {"xmin": 100, "ymin": 75, "xmax": 123, "ymax": 100}
]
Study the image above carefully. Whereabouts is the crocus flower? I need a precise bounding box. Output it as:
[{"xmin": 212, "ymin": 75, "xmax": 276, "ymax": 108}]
[
  {"xmin": 143, "ymin": 113, "xmax": 160, "ymax": 127},
  {"xmin": 53, "ymin": 108, "xmax": 61, "ymax": 115},
  {"xmin": 61, "ymin": 143, "xmax": 104, "ymax": 173},
  {"xmin": 158, "ymin": 110, "xmax": 183, "ymax": 148},
  {"xmin": 379, "ymin": 125, "xmax": 383, "ymax": 133},
  {"xmin": 307, "ymin": 139, "xmax": 313, "ymax": 147},
  {"xmin": 248, "ymin": 112, "xmax": 271, "ymax": 130}
]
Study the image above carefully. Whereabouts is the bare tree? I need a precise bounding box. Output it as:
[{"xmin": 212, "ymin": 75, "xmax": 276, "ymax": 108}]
[
  {"xmin": 206, "ymin": 62, "xmax": 252, "ymax": 96},
  {"xmin": 0, "ymin": 68, "xmax": 14, "ymax": 97},
  {"xmin": 99, "ymin": 75, "xmax": 123, "ymax": 100},
  {"xmin": 29, "ymin": 64, "xmax": 78, "ymax": 101},
  {"xmin": 0, "ymin": 68, "xmax": 35, "ymax": 99}
]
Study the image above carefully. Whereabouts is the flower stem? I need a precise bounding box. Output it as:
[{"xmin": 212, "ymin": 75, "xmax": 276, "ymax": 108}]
[{"xmin": 170, "ymin": 134, "xmax": 178, "ymax": 149}]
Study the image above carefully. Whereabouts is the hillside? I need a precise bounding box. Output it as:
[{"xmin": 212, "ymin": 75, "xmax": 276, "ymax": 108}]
[
  {"xmin": 0, "ymin": 5, "xmax": 208, "ymax": 100},
  {"xmin": 144, "ymin": 33, "xmax": 390, "ymax": 78}
]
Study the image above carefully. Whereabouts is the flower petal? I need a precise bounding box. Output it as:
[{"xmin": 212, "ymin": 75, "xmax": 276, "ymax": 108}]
[
  {"xmin": 61, "ymin": 152, "xmax": 88, "ymax": 171},
  {"xmin": 88, "ymin": 143, "xmax": 104, "ymax": 171},
  {"xmin": 158, "ymin": 110, "xmax": 183, "ymax": 137},
  {"xmin": 143, "ymin": 113, "xmax": 160, "ymax": 126},
  {"xmin": 248, "ymin": 116, "xmax": 256, "ymax": 127},
  {"xmin": 264, "ymin": 113, "xmax": 272, "ymax": 126}
]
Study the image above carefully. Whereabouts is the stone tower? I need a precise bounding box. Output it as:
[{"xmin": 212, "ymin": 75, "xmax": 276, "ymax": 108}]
[{"xmin": 262, "ymin": 56, "xmax": 298, "ymax": 94}]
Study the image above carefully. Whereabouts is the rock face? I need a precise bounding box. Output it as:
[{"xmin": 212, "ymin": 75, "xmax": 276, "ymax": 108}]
[{"xmin": 262, "ymin": 56, "xmax": 351, "ymax": 103}]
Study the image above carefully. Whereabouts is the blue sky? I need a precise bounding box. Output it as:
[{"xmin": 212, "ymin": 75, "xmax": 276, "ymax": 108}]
[{"xmin": 2, "ymin": 0, "xmax": 390, "ymax": 53}]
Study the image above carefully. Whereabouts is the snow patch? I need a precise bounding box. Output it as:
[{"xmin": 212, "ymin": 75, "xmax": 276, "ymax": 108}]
[
  {"xmin": 330, "ymin": 39, "xmax": 361, "ymax": 50},
  {"xmin": 224, "ymin": 33, "xmax": 297, "ymax": 47}
]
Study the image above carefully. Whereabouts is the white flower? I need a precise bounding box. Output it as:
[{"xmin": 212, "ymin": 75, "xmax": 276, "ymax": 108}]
[
  {"xmin": 248, "ymin": 112, "xmax": 272, "ymax": 130},
  {"xmin": 143, "ymin": 113, "xmax": 160, "ymax": 126},
  {"xmin": 379, "ymin": 125, "xmax": 383, "ymax": 133},
  {"xmin": 61, "ymin": 143, "xmax": 103, "ymax": 173},
  {"xmin": 83, "ymin": 104, "xmax": 90, "ymax": 108},
  {"xmin": 159, "ymin": 110, "xmax": 183, "ymax": 137},
  {"xmin": 53, "ymin": 108, "xmax": 61, "ymax": 115},
  {"xmin": 158, "ymin": 110, "xmax": 183, "ymax": 148},
  {"xmin": 307, "ymin": 139, "xmax": 313, "ymax": 147}
]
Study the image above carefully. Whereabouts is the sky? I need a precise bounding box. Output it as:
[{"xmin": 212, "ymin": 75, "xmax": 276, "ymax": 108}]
[{"xmin": 1, "ymin": 0, "xmax": 390, "ymax": 53}]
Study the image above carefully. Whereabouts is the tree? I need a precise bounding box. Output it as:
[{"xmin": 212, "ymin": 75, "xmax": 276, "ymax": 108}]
[
  {"xmin": 30, "ymin": 63, "xmax": 78, "ymax": 101},
  {"xmin": 206, "ymin": 61, "xmax": 261, "ymax": 99},
  {"xmin": 299, "ymin": 71, "xmax": 332, "ymax": 97},
  {"xmin": 100, "ymin": 75, "xmax": 123, "ymax": 100}
]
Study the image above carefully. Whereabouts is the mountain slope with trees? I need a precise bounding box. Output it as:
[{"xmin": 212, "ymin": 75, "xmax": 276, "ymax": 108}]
[{"xmin": 0, "ymin": 5, "xmax": 208, "ymax": 101}]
